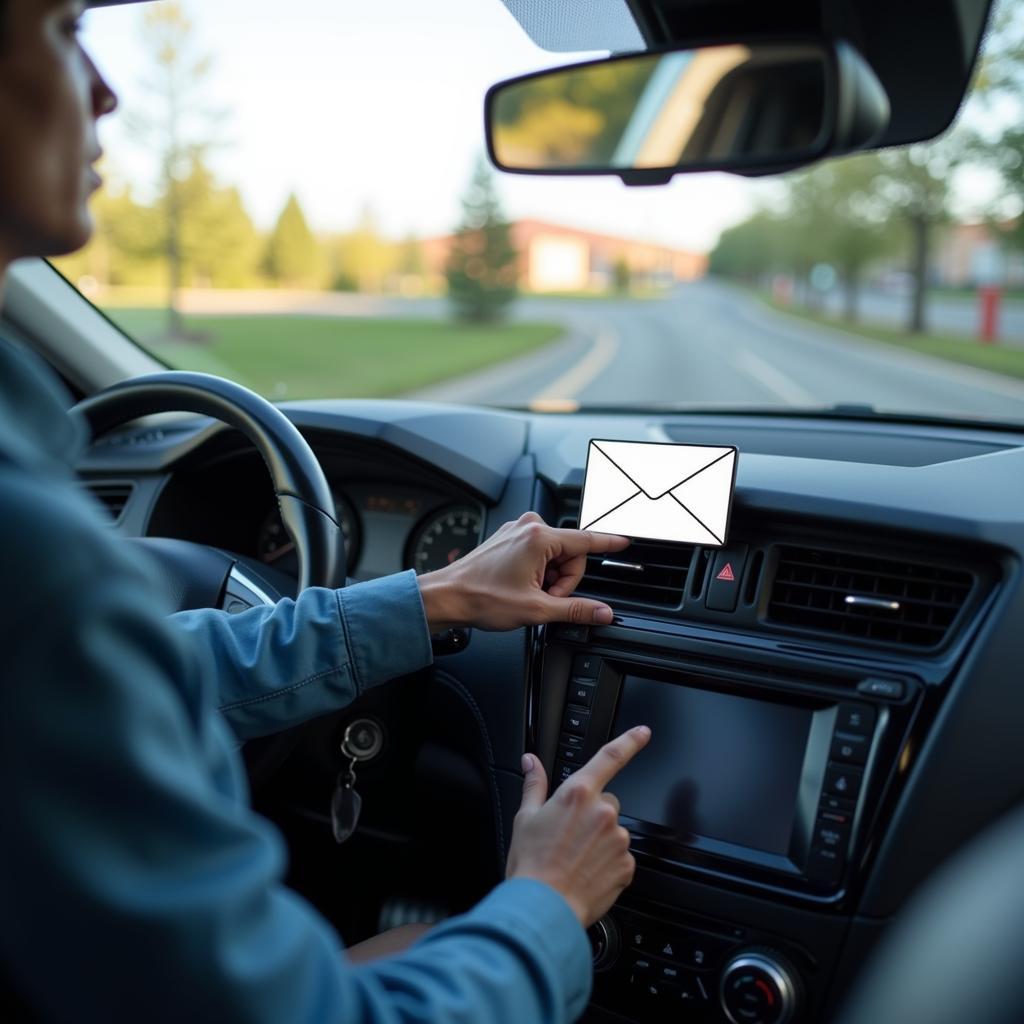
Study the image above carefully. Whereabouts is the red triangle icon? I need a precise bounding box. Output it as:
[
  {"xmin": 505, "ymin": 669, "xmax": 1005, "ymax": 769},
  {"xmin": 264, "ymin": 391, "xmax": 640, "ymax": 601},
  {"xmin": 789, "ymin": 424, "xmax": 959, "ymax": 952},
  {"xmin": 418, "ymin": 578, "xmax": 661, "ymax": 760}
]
[{"xmin": 716, "ymin": 562, "xmax": 735, "ymax": 582}]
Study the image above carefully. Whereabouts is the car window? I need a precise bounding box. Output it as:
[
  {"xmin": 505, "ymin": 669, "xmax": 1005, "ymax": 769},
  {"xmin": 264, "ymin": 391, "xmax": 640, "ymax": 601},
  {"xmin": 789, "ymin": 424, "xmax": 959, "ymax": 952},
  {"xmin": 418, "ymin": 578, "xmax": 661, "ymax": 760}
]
[{"xmin": 55, "ymin": 0, "xmax": 1024, "ymax": 424}]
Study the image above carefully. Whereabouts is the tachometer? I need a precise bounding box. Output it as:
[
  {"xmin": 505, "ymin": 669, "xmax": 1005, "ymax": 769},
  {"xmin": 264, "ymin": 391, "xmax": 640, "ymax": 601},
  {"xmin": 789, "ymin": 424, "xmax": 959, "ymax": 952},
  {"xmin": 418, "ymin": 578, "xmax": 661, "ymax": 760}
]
[
  {"xmin": 258, "ymin": 494, "xmax": 359, "ymax": 574},
  {"xmin": 408, "ymin": 505, "xmax": 483, "ymax": 575}
]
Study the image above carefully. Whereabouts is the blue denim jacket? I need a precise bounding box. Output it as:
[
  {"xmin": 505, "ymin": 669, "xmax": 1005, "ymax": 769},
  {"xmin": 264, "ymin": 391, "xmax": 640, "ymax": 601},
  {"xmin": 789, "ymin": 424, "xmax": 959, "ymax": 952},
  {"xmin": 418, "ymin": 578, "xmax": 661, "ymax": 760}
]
[{"xmin": 0, "ymin": 336, "xmax": 591, "ymax": 1023}]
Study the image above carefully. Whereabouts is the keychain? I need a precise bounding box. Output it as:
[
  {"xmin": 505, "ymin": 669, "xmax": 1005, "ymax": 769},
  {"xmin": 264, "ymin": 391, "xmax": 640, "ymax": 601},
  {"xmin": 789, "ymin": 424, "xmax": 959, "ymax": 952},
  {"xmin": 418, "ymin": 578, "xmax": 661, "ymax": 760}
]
[{"xmin": 330, "ymin": 718, "xmax": 383, "ymax": 844}]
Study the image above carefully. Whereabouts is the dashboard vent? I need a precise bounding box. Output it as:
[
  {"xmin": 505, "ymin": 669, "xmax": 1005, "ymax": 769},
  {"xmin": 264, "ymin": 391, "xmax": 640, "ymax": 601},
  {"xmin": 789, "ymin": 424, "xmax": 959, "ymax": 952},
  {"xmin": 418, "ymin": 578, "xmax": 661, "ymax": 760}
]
[
  {"xmin": 82, "ymin": 480, "xmax": 134, "ymax": 522},
  {"xmin": 557, "ymin": 495, "xmax": 690, "ymax": 609},
  {"xmin": 767, "ymin": 545, "xmax": 974, "ymax": 648}
]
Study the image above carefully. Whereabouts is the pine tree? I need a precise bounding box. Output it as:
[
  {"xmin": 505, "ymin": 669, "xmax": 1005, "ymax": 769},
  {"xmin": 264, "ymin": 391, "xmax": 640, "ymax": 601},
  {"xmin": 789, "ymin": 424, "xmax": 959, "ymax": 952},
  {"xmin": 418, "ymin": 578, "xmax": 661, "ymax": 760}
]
[
  {"xmin": 445, "ymin": 157, "xmax": 519, "ymax": 322},
  {"xmin": 265, "ymin": 193, "xmax": 321, "ymax": 286}
]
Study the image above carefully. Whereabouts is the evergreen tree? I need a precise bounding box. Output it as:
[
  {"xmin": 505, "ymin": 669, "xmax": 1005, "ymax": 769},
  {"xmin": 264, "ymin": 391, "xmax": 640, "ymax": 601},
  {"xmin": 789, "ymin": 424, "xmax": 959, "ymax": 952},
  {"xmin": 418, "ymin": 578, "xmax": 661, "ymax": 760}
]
[
  {"xmin": 445, "ymin": 157, "xmax": 518, "ymax": 322},
  {"xmin": 265, "ymin": 193, "xmax": 321, "ymax": 286}
]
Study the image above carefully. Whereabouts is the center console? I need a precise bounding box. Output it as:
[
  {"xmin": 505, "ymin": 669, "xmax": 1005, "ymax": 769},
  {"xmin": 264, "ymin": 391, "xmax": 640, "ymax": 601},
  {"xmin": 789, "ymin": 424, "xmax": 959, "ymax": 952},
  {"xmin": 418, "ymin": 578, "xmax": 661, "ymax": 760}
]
[{"xmin": 532, "ymin": 622, "xmax": 921, "ymax": 1023}]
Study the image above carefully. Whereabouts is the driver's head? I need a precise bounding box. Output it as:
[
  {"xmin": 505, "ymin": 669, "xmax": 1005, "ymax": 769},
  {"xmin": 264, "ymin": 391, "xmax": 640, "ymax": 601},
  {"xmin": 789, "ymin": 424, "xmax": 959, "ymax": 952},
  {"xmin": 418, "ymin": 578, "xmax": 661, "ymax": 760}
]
[{"xmin": 0, "ymin": 0, "xmax": 117, "ymax": 265}]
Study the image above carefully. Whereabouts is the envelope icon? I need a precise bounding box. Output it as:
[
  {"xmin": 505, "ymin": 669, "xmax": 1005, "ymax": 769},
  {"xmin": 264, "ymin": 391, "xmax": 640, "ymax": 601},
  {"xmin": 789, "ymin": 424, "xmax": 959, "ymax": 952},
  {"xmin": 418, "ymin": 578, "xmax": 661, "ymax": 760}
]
[{"xmin": 579, "ymin": 440, "xmax": 737, "ymax": 547}]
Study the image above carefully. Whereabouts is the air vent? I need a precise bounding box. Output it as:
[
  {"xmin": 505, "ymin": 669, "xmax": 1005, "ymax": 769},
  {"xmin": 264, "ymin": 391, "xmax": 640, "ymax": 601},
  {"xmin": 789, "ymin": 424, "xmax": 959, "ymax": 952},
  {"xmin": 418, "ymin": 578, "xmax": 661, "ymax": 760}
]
[
  {"xmin": 82, "ymin": 480, "xmax": 134, "ymax": 522},
  {"xmin": 767, "ymin": 545, "xmax": 974, "ymax": 648},
  {"xmin": 556, "ymin": 496, "xmax": 690, "ymax": 608},
  {"xmin": 578, "ymin": 540, "xmax": 693, "ymax": 608}
]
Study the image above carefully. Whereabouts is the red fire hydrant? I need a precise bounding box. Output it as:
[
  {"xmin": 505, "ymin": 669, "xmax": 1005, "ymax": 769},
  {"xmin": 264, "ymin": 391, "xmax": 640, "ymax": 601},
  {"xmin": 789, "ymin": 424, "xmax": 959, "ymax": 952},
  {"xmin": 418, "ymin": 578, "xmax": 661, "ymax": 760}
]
[{"xmin": 979, "ymin": 285, "xmax": 1001, "ymax": 344}]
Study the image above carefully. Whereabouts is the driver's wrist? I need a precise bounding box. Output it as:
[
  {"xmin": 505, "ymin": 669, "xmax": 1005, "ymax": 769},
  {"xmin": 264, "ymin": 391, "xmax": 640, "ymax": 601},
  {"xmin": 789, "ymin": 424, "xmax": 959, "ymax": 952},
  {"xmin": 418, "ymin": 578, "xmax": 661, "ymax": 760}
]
[{"xmin": 417, "ymin": 569, "xmax": 468, "ymax": 633}]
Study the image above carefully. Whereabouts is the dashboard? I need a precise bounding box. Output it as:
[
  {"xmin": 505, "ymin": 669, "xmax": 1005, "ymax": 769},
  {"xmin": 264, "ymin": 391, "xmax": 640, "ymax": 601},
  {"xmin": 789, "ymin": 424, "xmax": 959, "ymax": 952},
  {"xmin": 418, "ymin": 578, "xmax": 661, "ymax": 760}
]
[{"xmin": 76, "ymin": 399, "xmax": 1024, "ymax": 1024}]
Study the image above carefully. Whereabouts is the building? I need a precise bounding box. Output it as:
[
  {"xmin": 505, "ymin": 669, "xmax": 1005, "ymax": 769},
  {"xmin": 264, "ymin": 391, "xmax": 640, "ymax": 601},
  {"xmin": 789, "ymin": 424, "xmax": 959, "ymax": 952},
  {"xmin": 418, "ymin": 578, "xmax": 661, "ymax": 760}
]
[
  {"xmin": 421, "ymin": 218, "xmax": 707, "ymax": 293},
  {"xmin": 933, "ymin": 221, "xmax": 1024, "ymax": 288}
]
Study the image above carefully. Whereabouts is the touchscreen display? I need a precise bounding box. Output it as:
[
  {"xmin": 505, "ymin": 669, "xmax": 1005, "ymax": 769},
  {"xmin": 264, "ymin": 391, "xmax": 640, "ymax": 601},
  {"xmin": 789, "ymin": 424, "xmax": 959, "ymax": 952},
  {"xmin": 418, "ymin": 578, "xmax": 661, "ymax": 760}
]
[{"xmin": 611, "ymin": 676, "xmax": 812, "ymax": 856}]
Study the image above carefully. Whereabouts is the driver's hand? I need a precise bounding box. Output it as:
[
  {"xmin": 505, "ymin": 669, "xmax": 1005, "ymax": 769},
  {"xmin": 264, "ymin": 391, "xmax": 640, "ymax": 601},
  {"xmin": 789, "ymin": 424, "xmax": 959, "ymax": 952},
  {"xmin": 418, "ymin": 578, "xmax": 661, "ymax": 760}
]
[
  {"xmin": 505, "ymin": 727, "xmax": 651, "ymax": 928},
  {"xmin": 417, "ymin": 511, "xmax": 629, "ymax": 631}
]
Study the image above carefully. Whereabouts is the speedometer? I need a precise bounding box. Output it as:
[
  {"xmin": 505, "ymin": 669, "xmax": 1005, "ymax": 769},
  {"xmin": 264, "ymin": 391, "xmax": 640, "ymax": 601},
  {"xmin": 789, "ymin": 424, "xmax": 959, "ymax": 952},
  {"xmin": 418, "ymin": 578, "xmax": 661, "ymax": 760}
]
[
  {"xmin": 408, "ymin": 505, "xmax": 483, "ymax": 575},
  {"xmin": 258, "ymin": 493, "xmax": 359, "ymax": 574}
]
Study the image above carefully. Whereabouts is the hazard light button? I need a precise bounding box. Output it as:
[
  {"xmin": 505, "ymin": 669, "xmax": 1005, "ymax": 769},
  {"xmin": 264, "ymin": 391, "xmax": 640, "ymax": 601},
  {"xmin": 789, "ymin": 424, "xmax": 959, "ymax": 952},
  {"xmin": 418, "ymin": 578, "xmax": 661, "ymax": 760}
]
[{"xmin": 706, "ymin": 545, "xmax": 748, "ymax": 613}]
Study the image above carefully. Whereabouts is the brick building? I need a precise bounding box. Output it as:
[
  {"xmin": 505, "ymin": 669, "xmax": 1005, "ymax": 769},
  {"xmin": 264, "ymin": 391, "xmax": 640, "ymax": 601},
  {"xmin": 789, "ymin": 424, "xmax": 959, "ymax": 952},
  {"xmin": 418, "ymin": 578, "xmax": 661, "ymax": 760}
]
[{"xmin": 422, "ymin": 218, "xmax": 707, "ymax": 293}]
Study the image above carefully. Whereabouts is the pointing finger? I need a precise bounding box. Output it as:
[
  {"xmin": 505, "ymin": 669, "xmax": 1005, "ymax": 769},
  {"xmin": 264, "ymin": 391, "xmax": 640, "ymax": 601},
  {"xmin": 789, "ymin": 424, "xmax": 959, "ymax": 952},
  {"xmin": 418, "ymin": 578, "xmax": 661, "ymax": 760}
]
[
  {"xmin": 573, "ymin": 726, "xmax": 651, "ymax": 791},
  {"xmin": 552, "ymin": 527, "xmax": 630, "ymax": 559}
]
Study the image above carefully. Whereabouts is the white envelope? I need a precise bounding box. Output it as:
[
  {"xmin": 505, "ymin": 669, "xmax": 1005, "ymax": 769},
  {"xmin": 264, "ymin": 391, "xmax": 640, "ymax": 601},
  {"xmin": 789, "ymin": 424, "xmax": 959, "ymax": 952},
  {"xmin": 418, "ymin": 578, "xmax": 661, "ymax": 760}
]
[{"xmin": 578, "ymin": 440, "xmax": 737, "ymax": 547}]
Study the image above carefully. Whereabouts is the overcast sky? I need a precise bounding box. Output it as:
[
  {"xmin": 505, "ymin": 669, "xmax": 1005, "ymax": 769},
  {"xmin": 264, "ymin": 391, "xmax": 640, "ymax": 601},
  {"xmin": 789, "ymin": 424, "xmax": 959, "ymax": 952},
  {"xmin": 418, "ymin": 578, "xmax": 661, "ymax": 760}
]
[{"xmin": 82, "ymin": 0, "xmax": 998, "ymax": 253}]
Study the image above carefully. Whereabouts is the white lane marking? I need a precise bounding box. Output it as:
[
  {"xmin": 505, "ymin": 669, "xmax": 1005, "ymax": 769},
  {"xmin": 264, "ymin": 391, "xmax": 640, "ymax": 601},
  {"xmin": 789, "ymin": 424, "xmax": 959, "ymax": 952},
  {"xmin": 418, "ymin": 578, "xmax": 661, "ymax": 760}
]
[
  {"xmin": 744, "ymin": 299, "xmax": 1024, "ymax": 403},
  {"xmin": 530, "ymin": 327, "xmax": 619, "ymax": 404},
  {"xmin": 732, "ymin": 348, "xmax": 815, "ymax": 405}
]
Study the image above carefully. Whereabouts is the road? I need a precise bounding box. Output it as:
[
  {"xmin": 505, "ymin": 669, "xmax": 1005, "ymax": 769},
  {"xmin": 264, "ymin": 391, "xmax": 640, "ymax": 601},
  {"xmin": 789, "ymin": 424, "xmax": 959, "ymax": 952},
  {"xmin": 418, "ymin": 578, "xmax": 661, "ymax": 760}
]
[{"xmin": 411, "ymin": 281, "xmax": 1024, "ymax": 421}]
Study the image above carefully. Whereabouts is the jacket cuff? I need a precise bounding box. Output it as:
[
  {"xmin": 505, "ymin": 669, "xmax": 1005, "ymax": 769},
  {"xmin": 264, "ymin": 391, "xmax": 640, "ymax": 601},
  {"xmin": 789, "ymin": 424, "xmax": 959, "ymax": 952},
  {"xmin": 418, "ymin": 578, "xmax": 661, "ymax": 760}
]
[
  {"xmin": 336, "ymin": 570, "xmax": 434, "ymax": 693},
  {"xmin": 432, "ymin": 877, "xmax": 593, "ymax": 1020}
]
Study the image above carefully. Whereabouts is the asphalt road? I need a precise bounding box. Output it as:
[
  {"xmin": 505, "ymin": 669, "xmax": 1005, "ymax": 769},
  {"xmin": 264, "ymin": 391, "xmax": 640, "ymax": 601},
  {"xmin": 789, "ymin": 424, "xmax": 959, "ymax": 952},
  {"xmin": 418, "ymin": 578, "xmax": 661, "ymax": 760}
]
[{"xmin": 411, "ymin": 281, "xmax": 1024, "ymax": 421}]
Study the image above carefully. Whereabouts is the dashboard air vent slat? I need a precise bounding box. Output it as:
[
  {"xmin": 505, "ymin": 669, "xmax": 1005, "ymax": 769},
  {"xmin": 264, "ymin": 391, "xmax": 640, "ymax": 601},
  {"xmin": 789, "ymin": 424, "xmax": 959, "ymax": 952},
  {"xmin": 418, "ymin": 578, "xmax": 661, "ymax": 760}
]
[
  {"xmin": 767, "ymin": 545, "xmax": 973, "ymax": 648},
  {"xmin": 82, "ymin": 481, "xmax": 134, "ymax": 522},
  {"xmin": 556, "ymin": 496, "xmax": 690, "ymax": 609}
]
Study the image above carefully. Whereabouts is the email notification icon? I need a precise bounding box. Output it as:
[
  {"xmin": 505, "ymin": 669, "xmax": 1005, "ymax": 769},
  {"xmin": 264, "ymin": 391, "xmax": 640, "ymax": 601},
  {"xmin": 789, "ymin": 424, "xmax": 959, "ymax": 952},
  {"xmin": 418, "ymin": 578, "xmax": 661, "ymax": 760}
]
[{"xmin": 579, "ymin": 440, "xmax": 737, "ymax": 547}]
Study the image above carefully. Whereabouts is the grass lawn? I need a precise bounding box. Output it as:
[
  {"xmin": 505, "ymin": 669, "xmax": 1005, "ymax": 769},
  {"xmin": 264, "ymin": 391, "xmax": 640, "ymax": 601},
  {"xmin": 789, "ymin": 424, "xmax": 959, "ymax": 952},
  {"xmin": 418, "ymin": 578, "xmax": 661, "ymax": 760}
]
[
  {"xmin": 103, "ymin": 309, "xmax": 563, "ymax": 400},
  {"xmin": 765, "ymin": 301, "xmax": 1024, "ymax": 382}
]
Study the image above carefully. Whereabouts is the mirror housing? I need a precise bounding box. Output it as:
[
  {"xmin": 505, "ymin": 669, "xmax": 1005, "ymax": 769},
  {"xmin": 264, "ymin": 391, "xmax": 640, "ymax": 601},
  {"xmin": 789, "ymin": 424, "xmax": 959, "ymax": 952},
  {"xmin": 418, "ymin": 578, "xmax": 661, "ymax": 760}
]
[{"xmin": 485, "ymin": 38, "xmax": 889, "ymax": 186}]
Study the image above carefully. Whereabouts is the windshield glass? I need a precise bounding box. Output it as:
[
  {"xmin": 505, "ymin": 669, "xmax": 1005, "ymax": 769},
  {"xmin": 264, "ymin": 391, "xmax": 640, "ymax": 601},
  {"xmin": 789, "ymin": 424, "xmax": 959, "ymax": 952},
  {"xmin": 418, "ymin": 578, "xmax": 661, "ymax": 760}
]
[{"xmin": 57, "ymin": 0, "xmax": 1024, "ymax": 423}]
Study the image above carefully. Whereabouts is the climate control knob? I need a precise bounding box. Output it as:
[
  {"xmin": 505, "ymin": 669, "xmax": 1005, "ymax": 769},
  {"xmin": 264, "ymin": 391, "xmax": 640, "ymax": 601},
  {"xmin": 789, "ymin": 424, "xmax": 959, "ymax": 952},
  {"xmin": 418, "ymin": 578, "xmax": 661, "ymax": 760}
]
[
  {"xmin": 720, "ymin": 948, "xmax": 802, "ymax": 1024},
  {"xmin": 586, "ymin": 915, "xmax": 620, "ymax": 973}
]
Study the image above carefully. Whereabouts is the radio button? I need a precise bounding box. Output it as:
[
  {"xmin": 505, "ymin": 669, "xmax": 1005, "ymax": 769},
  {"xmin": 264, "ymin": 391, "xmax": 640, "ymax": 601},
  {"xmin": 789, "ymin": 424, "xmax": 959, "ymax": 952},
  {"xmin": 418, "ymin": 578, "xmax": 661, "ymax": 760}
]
[
  {"xmin": 567, "ymin": 680, "xmax": 595, "ymax": 708},
  {"xmin": 558, "ymin": 743, "xmax": 584, "ymax": 764},
  {"xmin": 857, "ymin": 678, "xmax": 904, "ymax": 700},
  {"xmin": 813, "ymin": 818, "xmax": 850, "ymax": 853},
  {"xmin": 562, "ymin": 708, "xmax": 590, "ymax": 735},
  {"xmin": 572, "ymin": 654, "xmax": 601, "ymax": 680},
  {"xmin": 836, "ymin": 703, "xmax": 876, "ymax": 737},
  {"xmin": 820, "ymin": 793, "xmax": 856, "ymax": 815},
  {"xmin": 807, "ymin": 842, "xmax": 846, "ymax": 882},
  {"xmin": 824, "ymin": 762, "xmax": 864, "ymax": 801},
  {"xmin": 830, "ymin": 732, "xmax": 869, "ymax": 765}
]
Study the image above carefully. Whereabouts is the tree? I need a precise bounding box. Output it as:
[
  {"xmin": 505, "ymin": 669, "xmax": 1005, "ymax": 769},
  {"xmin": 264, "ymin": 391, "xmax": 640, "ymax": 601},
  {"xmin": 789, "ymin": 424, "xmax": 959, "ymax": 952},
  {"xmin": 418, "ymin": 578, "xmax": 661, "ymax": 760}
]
[
  {"xmin": 264, "ymin": 193, "xmax": 321, "ymax": 287},
  {"xmin": 788, "ymin": 156, "xmax": 892, "ymax": 321},
  {"xmin": 612, "ymin": 255, "xmax": 631, "ymax": 293},
  {"xmin": 967, "ymin": 0, "xmax": 1024, "ymax": 249},
  {"xmin": 874, "ymin": 145, "xmax": 955, "ymax": 332},
  {"xmin": 177, "ymin": 157, "xmax": 261, "ymax": 288},
  {"xmin": 327, "ymin": 205, "xmax": 394, "ymax": 293},
  {"xmin": 130, "ymin": 1, "xmax": 223, "ymax": 337},
  {"xmin": 445, "ymin": 157, "xmax": 519, "ymax": 322}
]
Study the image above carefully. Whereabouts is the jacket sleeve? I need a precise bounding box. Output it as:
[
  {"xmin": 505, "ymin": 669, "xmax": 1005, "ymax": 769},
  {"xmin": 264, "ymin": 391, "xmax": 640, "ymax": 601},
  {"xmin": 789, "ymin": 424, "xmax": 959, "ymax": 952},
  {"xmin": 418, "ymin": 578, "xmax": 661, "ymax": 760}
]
[
  {"xmin": 0, "ymin": 473, "xmax": 593, "ymax": 1024},
  {"xmin": 169, "ymin": 570, "xmax": 435, "ymax": 741}
]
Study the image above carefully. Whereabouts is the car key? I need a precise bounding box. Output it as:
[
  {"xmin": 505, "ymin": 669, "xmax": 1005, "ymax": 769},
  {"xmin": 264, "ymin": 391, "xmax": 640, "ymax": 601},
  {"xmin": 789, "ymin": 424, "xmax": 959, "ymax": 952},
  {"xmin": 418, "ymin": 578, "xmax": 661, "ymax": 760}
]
[
  {"xmin": 330, "ymin": 719, "xmax": 383, "ymax": 844},
  {"xmin": 330, "ymin": 757, "xmax": 362, "ymax": 844}
]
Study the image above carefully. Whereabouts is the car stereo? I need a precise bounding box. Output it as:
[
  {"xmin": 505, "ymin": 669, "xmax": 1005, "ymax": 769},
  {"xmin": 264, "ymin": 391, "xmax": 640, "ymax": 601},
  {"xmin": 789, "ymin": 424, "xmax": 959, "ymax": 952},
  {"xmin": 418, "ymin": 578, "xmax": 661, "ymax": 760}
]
[{"xmin": 533, "ymin": 642, "xmax": 912, "ymax": 897}]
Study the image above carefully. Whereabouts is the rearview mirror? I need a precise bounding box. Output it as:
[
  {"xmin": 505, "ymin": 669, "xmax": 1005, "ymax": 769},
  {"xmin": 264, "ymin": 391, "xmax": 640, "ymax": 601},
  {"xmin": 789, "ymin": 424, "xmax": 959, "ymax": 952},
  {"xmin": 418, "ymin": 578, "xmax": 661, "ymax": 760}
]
[{"xmin": 485, "ymin": 39, "xmax": 889, "ymax": 185}]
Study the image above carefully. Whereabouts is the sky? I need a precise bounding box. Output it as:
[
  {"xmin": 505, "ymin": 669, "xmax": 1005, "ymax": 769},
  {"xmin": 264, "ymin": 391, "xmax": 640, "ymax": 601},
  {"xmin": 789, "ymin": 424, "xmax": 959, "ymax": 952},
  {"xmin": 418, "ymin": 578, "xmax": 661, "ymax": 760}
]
[{"xmin": 81, "ymin": 0, "xmax": 761, "ymax": 253}]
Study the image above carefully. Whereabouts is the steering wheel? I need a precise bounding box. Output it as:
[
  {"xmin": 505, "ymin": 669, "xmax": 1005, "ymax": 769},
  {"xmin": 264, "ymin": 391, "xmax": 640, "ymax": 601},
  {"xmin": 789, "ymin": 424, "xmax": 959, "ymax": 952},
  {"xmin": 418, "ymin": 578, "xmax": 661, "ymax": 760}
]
[{"xmin": 73, "ymin": 371, "xmax": 346, "ymax": 612}]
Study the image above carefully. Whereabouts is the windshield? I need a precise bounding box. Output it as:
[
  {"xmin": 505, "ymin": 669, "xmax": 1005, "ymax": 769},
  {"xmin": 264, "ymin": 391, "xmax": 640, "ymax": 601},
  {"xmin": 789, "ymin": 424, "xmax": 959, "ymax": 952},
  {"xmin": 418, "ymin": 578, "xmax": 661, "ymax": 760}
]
[{"xmin": 56, "ymin": 0, "xmax": 1024, "ymax": 424}]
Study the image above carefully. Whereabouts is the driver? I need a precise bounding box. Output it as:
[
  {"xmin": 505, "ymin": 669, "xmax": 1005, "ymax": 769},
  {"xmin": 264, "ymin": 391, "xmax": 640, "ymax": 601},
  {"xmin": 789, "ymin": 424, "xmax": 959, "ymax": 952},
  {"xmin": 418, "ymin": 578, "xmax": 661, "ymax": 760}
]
[{"xmin": 0, "ymin": 2, "xmax": 651, "ymax": 1022}]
